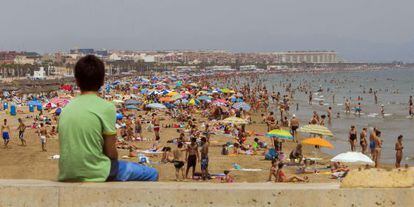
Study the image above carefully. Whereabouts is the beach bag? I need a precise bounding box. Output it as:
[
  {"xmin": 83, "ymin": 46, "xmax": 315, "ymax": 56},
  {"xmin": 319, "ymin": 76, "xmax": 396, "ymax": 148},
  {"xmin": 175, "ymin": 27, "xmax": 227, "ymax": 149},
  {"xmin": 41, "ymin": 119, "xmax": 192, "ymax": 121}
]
[{"xmin": 265, "ymin": 148, "xmax": 278, "ymax": 160}]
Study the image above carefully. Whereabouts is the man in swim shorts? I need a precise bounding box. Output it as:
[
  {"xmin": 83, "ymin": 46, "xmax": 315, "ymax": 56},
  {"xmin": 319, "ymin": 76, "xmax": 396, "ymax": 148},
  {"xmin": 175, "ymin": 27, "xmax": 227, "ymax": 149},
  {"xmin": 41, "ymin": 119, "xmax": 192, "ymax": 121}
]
[{"xmin": 1, "ymin": 119, "xmax": 10, "ymax": 149}]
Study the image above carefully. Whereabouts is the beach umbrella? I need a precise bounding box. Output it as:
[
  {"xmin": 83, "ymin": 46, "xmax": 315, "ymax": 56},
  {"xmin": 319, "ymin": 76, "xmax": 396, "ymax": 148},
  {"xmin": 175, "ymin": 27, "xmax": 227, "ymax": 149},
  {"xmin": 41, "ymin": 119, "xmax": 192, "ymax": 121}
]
[
  {"xmin": 126, "ymin": 105, "xmax": 138, "ymax": 110},
  {"xmin": 197, "ymin": 95, "xmax": 212, "ymax": 101},
  {"xmin": 125, "ymin": 99, "xmax": 140, "ymax": 105},
  {"xmin": 140, "ymin": 89, "xmax": 149, "ymax": 94},
  {"xmin": 302, "ymin": 137, "xmax": 334, "ymax": 149},
  {"xmin": 160, "ymin": 97, "xmax": 173, "ymax": 102},
  {"xmin": 27, "ymin": 100, "xmax": 42, "ymax": 107},
  {"xmin": 221, "ymin": 88, "xmax": 233, "ymax": 94},
  {"xmin": 221, "ymin": 117, "xmax": 249, "ymax": 125},
  {"xmin": 298, "ymin": 125, "xmax": 334, "ymax": 137},
  {"xmin": 331, "ymin": 152, "xmax": 374, "ymax": 165},
  {"xmin": 167, "ymin": 91, "xmax": 178, "ymax": 97},
  {"xmin": 189, "ymin": 83, "xmax": 198, "ymax": 87},
  {"xmin": 232, "ymin": 102, "xmax": 251, "ymax": 111},
  {"xmin": 266, "ymin": 129, "xmax": 293, "ymax": 140},
  {"xmin": 113, "ymin": 99, "xmax": 124, "ymax": 104},
  {"xmin": 164, "ymin": 103, "xmax": 175, "ymax": 109},
  {"xmin": 146, "ymin": 103, "xmax": 166, "ymax": 109},
  {"xmin": 188, "ymin": 98, "xmax": 198, "ymax": 106},
  {"xmin": 171, "ymin": 94, "xmax": 182, "ymax": 101}
]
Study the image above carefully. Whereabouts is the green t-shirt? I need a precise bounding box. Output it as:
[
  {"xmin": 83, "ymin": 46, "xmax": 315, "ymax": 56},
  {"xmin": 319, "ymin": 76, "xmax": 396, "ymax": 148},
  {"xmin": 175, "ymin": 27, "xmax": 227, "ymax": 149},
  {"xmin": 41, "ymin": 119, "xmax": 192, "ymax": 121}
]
[{"xmin": 58, "ymin": 94, "xmax": 116, "ymax": 182}]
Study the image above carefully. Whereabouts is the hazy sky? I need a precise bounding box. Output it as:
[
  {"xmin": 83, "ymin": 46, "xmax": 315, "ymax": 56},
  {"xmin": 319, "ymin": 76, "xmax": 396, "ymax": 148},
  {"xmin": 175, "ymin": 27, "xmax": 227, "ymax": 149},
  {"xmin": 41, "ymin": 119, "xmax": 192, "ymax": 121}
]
[{"xmin": 0, "ymin": 0, "xmax": 413, "ymax": 62}]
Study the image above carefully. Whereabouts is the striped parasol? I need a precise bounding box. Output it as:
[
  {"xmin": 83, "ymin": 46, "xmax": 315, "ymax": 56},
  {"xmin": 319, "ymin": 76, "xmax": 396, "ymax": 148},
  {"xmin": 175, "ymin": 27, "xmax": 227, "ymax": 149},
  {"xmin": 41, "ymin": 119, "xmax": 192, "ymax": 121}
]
[
  {"xmin": 266, "ymin": 129, "xmax": 293, "ymax": 140},
  {"xmin": 298, "ymin": 124, "xmax": 334, "ymax": 137}
]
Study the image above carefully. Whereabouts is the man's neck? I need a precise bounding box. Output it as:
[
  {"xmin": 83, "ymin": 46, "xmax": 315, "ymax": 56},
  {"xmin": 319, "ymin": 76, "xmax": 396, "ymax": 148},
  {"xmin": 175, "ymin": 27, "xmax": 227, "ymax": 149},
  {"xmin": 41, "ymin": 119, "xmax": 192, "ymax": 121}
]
[{"xmin": 81, "ymin": 91, "xmax": 99, "ymax": 95}]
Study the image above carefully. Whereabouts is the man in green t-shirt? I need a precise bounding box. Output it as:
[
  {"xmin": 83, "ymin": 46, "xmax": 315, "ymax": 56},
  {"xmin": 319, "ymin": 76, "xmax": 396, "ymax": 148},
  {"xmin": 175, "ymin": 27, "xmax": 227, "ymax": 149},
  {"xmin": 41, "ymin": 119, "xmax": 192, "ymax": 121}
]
[{"xmin": 58, "ymin": 55, "xmax": 158, "ymax": 182}]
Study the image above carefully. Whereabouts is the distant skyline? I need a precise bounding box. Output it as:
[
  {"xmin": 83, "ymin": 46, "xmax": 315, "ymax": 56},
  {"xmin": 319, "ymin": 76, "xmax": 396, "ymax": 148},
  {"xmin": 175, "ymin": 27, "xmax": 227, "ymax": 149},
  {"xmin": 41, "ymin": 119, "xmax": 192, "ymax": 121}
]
[{"xmin": 1, "ymin": 0, "xmax": 413, "ymax": 62}]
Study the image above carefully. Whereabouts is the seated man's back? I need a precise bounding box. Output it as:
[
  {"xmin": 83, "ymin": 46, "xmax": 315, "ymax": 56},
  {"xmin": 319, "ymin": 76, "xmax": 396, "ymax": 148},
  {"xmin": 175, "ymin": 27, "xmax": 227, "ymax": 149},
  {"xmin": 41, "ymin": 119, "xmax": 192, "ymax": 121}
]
[{"xmin": 58, "ymin": 94, "xmax": 116, "ymax": 182}]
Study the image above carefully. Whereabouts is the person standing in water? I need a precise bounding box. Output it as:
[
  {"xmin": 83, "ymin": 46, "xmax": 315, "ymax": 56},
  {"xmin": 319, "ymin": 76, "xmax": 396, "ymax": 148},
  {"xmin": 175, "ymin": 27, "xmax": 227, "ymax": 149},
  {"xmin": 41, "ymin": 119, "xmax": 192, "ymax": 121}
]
[
  {"xmin": 355, "ymin": 102, "xmax": 362, "ymax": 117},
  {"xmin": 360, "ymin": 128, "xmax": 367, "ymax": 154},
  {"xmin": 345, "ymin": 99, "xmax": 351, "ymax": 114},
  {"xmin": 308, "ymin": 92, "xmax": 313, "ymax": 105},
  {"xmin": 349, "ymin": 126, "xmax": 357, "ymax": 151},
  {"xmin": 395, "ymin": 135, "xmax": 403, "ymax": 168},
  {"xmin": 327, "ymin": 107, "xmax": 332, "ymax": 125}
]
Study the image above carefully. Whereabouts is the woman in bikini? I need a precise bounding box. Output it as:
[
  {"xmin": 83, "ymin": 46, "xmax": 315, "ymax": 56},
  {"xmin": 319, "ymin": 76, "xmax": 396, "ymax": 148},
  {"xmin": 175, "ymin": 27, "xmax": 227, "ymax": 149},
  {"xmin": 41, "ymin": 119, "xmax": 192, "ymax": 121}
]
[
  {"xmin": 395, "ymin": 135, "xmax": 403, "ymax": 168},
  {"xmin": 359, "ymin": 128, "xmax": 367, "ymax": 154}
]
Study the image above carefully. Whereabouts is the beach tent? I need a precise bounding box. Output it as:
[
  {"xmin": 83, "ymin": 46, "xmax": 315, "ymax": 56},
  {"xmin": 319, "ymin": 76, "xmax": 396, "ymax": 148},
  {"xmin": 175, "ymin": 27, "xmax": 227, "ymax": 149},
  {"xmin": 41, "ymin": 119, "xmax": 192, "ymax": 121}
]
[{"xmin": 331, "ymin": 152, "xmax": 374, "ymax": 165}]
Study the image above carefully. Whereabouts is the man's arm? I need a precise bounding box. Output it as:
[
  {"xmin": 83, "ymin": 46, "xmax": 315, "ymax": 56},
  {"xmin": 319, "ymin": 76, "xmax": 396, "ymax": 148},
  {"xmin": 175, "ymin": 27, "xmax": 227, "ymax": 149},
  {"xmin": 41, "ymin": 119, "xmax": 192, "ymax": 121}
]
[{"xmin": 103, "ymin": 134, "xmax": 118, "ymax": 160}]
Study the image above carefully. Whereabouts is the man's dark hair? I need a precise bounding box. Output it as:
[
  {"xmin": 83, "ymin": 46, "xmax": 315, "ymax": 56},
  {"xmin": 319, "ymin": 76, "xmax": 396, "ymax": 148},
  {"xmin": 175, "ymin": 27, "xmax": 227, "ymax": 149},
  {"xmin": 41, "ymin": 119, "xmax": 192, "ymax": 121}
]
[{"xmin": 74, "ymin": 55, "xmax": 105, "ymax": 91}]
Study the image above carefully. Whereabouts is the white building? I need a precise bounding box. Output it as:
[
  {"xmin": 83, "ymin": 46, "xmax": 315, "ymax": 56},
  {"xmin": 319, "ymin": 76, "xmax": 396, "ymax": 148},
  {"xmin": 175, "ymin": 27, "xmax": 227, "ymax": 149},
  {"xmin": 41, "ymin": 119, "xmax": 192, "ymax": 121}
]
[
  {"xmin": 33, "ymin": 67, "xmax": 46, "ymax": 80},
  {"xmin": 108, "ymin": 53, "xmax": 121, "ymax": 61},
  {"xmin": 14, "ymin": 56, "xmax": 35, "ymax": 65},
  {"xmin": 239, "ymin": 65, "xmax": 258, "ymax": 71}
]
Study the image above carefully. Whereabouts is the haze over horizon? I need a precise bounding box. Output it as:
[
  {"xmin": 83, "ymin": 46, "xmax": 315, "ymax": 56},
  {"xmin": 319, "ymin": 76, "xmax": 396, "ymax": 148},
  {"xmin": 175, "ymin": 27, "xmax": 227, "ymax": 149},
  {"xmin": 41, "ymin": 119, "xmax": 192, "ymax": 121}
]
[{"xmin": 1, "ymin": 0, "xmax": 413, "ymax": 62}]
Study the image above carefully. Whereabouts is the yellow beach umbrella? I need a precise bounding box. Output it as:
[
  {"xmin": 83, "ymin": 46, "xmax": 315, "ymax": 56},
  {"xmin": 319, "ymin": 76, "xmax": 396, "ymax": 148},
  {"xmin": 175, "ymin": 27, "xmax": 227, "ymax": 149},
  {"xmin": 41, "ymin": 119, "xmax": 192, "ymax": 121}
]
[
  {"xmin": 166, "ymin": 91, "xmax": 178, "ymax": 97},
  {"xmin": 302, "ymin": 137, "xmax": 334, "ymax": 149}
]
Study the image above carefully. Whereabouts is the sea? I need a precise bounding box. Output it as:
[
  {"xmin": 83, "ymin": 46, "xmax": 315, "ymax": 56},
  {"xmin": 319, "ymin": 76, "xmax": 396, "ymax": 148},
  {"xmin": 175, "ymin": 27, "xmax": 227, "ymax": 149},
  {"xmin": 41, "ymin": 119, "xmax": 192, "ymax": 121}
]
[{"xmin": 220, "ymin": 68, "xmax": 414, "ymax": 166}]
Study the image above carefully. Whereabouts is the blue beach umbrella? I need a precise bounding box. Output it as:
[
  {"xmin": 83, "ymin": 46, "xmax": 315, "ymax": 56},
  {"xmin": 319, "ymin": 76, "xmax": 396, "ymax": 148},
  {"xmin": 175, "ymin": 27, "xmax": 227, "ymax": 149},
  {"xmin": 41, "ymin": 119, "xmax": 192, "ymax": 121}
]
[
  {"xmin": 232, "ymin": 102, "xmax": 251, "ymax": 111},
  {"xmin": 126, "ymin": 105, "xmax": 138, "ymax": 110},
  {"xmin": 125, "ymin": 99, "xmax": 140, "ymax": 105}
]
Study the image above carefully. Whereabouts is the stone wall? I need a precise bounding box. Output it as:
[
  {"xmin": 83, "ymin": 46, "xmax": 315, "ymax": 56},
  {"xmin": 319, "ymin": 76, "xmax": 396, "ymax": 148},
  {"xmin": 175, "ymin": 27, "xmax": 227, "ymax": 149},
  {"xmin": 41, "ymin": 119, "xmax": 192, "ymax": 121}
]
[{"xmin": 0, "ymin": 180, "xmax": 413, "ymax": 207}]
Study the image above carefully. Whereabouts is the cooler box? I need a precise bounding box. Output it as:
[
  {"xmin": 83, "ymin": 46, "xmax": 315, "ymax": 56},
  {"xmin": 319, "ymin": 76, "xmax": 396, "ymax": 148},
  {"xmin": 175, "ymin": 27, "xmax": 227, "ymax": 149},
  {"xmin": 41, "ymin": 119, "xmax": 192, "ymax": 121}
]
[
  {"xmin": 10, "ymin": 105, "xmax": 16, "ymax": 116},
  {"xmin": 29, "ymin": 105, "xmax": 34, "ymax": 112}
]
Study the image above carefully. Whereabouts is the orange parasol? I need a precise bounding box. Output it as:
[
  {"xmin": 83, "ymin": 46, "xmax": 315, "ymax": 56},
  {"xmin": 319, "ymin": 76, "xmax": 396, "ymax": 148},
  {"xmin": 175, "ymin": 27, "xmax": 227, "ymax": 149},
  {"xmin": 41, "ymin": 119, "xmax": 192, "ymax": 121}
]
[{"xmin": 301, "ymin": 137, "xmax": 334, "ymax": 149}]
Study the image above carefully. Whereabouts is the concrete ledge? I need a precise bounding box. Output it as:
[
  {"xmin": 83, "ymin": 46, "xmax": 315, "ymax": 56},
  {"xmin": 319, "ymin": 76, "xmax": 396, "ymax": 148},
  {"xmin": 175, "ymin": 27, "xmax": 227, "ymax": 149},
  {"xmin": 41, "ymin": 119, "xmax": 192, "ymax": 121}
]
[{"xmin": 0, "ymin": 180, "xmax": 413, "ymax": 207}]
